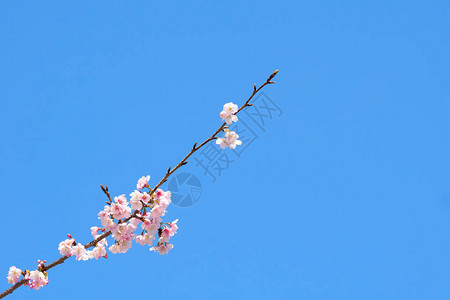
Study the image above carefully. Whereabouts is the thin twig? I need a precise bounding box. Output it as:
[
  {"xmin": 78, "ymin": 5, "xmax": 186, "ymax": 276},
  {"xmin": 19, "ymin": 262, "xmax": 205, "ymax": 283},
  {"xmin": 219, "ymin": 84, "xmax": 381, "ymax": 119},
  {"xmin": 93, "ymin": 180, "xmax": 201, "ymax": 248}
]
[{"xmin": 148, "ymin": 69, "xmax": 278, "ymax": 196}]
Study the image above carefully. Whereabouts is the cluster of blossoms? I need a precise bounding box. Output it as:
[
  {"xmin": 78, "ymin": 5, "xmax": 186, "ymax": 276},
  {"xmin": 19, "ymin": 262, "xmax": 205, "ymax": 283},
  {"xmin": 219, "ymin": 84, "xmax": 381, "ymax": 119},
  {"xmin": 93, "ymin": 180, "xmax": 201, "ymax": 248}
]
[
  {"xmin": 96, "ymin": 176, "xmax": 178, "ymax": 255},
  {"xmin": 6, "ymin": 175, "xmax": 178, "ymax": 290},
  {"xmin": 58, "ymin": 232, "xmax": 107, "ymax": 261},
  {"xmin": 7, "ymin": 261, "xmax": 49, "ymax": 290},
  {"xmin": 95, "ymin": 176, "xmax": 178, "ymax": 256},
  {"xmin": 217, "ymin": 102, "xmax": 242, "ymax": 149},
  {"xmin": 5, "ymin": 100, "xmax": 249, "ymax": 294}
]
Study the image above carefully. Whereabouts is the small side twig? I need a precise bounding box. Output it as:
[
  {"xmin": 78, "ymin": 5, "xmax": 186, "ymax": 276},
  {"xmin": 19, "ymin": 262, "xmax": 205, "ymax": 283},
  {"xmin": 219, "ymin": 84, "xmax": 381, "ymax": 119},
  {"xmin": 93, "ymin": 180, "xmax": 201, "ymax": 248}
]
[{"xmin": 100, "ymin": 185, "xmax": 112, "ymax": 204}]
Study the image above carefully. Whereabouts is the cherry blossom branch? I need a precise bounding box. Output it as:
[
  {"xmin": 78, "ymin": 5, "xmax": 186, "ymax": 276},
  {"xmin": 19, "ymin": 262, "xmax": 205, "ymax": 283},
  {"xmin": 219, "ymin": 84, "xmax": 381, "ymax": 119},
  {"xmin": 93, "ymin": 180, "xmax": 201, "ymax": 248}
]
[
  {"xmin": 0, "ymin": 280, "xmax": 27, "ymax": 299},
  {"xmin": 0, "ymin": 70, "xmax": 278, "ymax": 299},
  {"xmin": 149, "ymin": 69, "xmax": 278, "ymax": 194}
]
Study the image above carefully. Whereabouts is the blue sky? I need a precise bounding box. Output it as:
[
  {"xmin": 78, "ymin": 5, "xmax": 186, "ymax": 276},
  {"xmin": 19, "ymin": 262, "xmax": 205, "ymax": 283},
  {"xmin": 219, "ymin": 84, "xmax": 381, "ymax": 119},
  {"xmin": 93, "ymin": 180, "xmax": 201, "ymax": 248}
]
[{"xmin": 1, "ymin": 1, "xmax": 449, "ymax": 299}]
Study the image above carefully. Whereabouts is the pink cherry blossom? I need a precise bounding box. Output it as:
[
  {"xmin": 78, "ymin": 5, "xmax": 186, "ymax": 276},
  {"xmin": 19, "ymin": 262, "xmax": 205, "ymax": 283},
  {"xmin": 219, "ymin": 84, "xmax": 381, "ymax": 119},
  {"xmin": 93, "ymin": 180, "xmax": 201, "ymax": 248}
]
[
  {"xmin": 136, "ymin": 233, "xmax": 155, "ymax": 246},
  {"xmin": 118, "ymin": 224, "xmax": 136, "ymax": 241},
  {"xmin": 150, "ymin": 205, "xmax": 166, "ymax": 220},
  {"xmin": 219, "ymin": 102, "xmax": 239, "ymax": 124},
  {"xmin": 169, "ymin": 219, "xmax": 179, "ymax": 236},
  {"xmin": 159, "ymin": 227, "xmax": 172, "ymax": 243},
  {"xmin": 111, "ymin": 202, "xmax": 131, "ymax": 220},
  {"xmin": 92, "ymin": 245, "xmax": 107, "ymax": 260},
  {"xmin": 155, "ymin": 188, "xmax": 171, "ymax": 200},
  {"xmin": 142, "ymin": 218, "xmax": 160, "ymax": 236},
  {"xmin": 109, "ymin": 195, "xmax": 131, "ymax": 219},
  {"xmin": 100, "ymin": 205, "xmax": 111, "ymax": 215},
  {"xmin": 120, "ymin": 241, "xmax": 133, "ymax": 253},
  {"xmin": 159, "ymin": 195, "xmax": 171, "ymax": 210},
  {"xmin": 130, "ymin": 190, "xmax": 148, "ymax": 210},
  {"xmin": 98, "ymin": 214, "xmax": 116, "ymax": 232},
  {"xmin": 28, "ymin": 271, "xmax": 48, "ymax": 290},
  {"xmin": 109, "ymin": 241, "xmax": 132, "ymax": 254},
  {"xmin": 137, "ymin": 175, "xmax": 150, "ymax": 190},
  {"xmin": 108, "ymin": 244, "xmax": 120, "ymax": 254},
  {"xmin": 156, "ymin": 189, "xmax": 164, "ymax": 198},
  {"xmin": 216, "ymin": 130, "xmax": 242, "ymax": 149},
  {"xmin": 58, "ymin": 238, "xmax": 75, "ymax": 257},
  {"xmin": 150, "ymin": 243, "xmax": 174, "ymax": 255},
  {"xmin": 129, "ymin": 216, "xmax": 142, "ymax": 228},
  {"xmin": 71, "ymin": 244, "xmax": 91, "ymax": 261},
  {"xmin": 7, "ymin": 266, "xmax": 22, "ymax": 284},
  {"xmin": 90, "ymin": 226, "xmax": 99, "ymax": 237},
  {"xmin": 114, "ymin": 194, "xmax": 128, "ymax": 206},
  {"xmin": 141, "ymin": 218, "xmax": 152, "ymax": 231},
  {"xmin": 98, "ymin": 206, "xmax": 117, "ymax": 231},
  {"xmin": 141, "ymin": 193, "xmax": 150, "ymax": 203}
]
